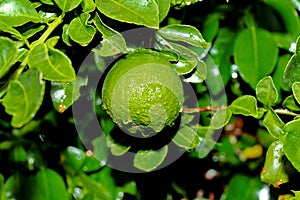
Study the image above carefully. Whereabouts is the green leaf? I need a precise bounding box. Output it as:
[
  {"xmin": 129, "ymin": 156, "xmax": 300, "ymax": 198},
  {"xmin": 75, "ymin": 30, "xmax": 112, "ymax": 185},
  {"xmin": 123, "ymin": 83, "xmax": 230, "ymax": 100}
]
[
  {"xmin": 282, "ymin": 37, "xmax": 300, "ymax": 88},
  {"xmin": 263, "ymin": 0, "xmax": 300, "ymax": 40},
  {"xmin": 95, "ymin": 0, "xmax": 159, "ymax": 29},
  {"xmin": 62, "ymin": 146, "xmax": 86, "ymax": 172},
  {"xmin": 134, "ymin": 145, "xmax": 168, "ymax": 172},
  {"xmin": 68, "ymin": 13, "xmax": 95, "ymax": 46},
  {"xmin": 0, "ymin": 174, "xmax": 4, "ymax": 200},
  {"xmin": 62, "ymin": 24, "xmax": 72, "ymax": 46},
  {"xmin": 51, "ymin": 76, "xmax": 87, "ymax": 113},
  {"xmin": 92, "ymin": 135, "xmax": 108, "ymax": 167},
  {"xmin": 283, "ymin": 54, "xmax": 300, "ymax": 88},
  {"xmin": 28, "ymin": 43, "xmax": 76, "ymax": 82},
  {"xmin": 282, "ymin": 95, "xmax": 300, "ymax": 111},
  {"xmin": 210, "ymin": 28, "xmax": 236, "ymax": 85},
  {"xmin": 221, "ymin": 174, "xmax": 266, "ymax": 200},
  {"xmin": 262, "ymin": 107, "xmax": 285, "ymax": 138},
  {"xmin": 81, "ymin": 0, "xmax": 96, "ymax": 12},
  {"xmin": 195, "ymin": 128, "xmax": 217, "ymax": 158},
  {"xmin": 9, "ymin": 145, "xmax": 28, "ymax": 162},
  {"xmin": 256, "ymin": 76, "xmax": 278, "ymax": 105},
  {"xmin": 117, "ymin": 181, "xmax": 137, "ymax": 196},
  {"xmin": 54, "ymin": 0, "xmax": 82, "ymax": 12},
  {"xmin": 5, "ymin": 168, "xmax": 68, "ymax": 200},
  {"xmin": 183, "ymin": 60, "xmax": 207, "ymax": 83},
  {"xmin": 202, "ymin": 13, "xmax": 219, "ymax": 42},
  {"xmin": 0, "ymin": 37, "xmax": 23, "ymax": 79},
  {"xmin": 261, "ymin": 140, "xmax": 289, "ymax": 188},
  {"xmin": 0, "ymin": 21, "xmax": 24, "ymax": 41},
  {"xmin": 2, "ymin": 68, "xmax": 45, "ymax": 128},
  {"xmin": 273, "ymin": 54, "xmax": 292, "ymax": 95},
  {"xmin": 157, "ymin": 24, "xmax": 209, "ymax": 48},
  {"xmin": 155, "ymin": 0, "xmax": 171, "ymax": 22},
  {"xmin": 172, "ymin": 126, "xmax": 199, "ymax": 149},
  {"xmin": 233, "ymin": 28, "xmax": 278, "ymax": 89},
  {"xmin": 22, "ymin": 25, "xmax": 46, "ymax": 39},
  {"xmin": 0, "ymin": 0, "xmax": 42, "ymax": 27},
  {"xmin": 210, "ymin": 108, "xmax": 232, "ymax": 129},
  {"xmin": 291, "ymin": 191, "xmax": 300, "ymax": 200},
  {"xmin": 280, "ymin": 119, "xmax": 300, "ymax": 172},
  {"xmin": 107, "ymin": 137, "xmax": 130, "ymax": 156},
  {"xmin": 41, "ymin": 0, "xmax": 54, "ymax": 5},
  {"xmin": 292, "ymin": 82, "xmax": 300, "ymax": 105},
  {"xmin": 230, "ymin": 95, "xmax": 259, "ymax": 118},
  {"xmin": 92, "ymin": 13, "xmax": 127, "ymax": 56}
]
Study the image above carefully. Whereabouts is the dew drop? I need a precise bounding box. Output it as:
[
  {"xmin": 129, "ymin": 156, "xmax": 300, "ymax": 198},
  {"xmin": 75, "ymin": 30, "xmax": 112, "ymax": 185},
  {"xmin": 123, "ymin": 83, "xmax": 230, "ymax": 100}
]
[{"xmin": 57, "ymin": 104, "xmax": 67, "ymax": 113}]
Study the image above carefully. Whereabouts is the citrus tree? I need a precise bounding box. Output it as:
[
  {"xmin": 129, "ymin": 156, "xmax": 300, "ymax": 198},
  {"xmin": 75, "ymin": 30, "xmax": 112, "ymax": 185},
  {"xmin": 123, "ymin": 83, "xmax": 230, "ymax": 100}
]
[{"xmin": 0, "ymin": 0, "xmax": 300, "ymax": 199}]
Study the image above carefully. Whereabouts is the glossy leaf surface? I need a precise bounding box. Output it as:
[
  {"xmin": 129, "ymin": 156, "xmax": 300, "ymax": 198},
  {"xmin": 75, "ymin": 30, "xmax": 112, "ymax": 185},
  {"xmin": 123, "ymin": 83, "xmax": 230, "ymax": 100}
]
[
  {"xmin": 262, "ymin": 107, "xmax": 285, "ymax": 138},
  {"xmin": 68, "ymin": 13, "xmax": 95, "ymax": 46},
  {"xmin": 134, "ymin": 145, "xmax": 168, "ymax": 172},
  {"xmin": 95, "ymin": 0, "xmax": 160, "ymax": 28},
  {"xmin": 292, "ymin": 82, "xmax": 300, "ymax": 104},
  {"xmin": 0, "ymin": 0, "xmax": 41, "ymax": 27},
  {"xmin": 230, "ymin": 95, "xmax": 259, "ymax": 118},
  {"xmin": 157, "ymin": 24, "xmax": 209, "ymax": 48},
  {"xmin": 2, "ymin": 69, "xmax": 45, "ymax": 128},
  {"xmin": 281, "ymin": 119, "xmax": 300, "ymax": 171},
  {"xmin": 54, "ymin": 0, "xmax": 82, "ymax": 12},
  {"xmin": 256, "ymin": 76, "xmax": 278, "ymax": 105},
  {"xmin": 28, "ymin": 43, "xmax": 76, "ymax": 82},
  {"xmin": 51, "ymin": 77, "xmax": 87, "ymax": 113},
  {"xmin": 221, "ymin": 174, "xmax": 266, "ymax": 200},
  {"xmin": 261, "ymin": 140, "xmax": 289, "ymax": 188},
  {"xmin": 234, "ymin": 28, "xmax": 278, "ymax": 89},
  {"xmin": 0, "ymin": 37, "xmax": 23, "ymax": 79},
  {"xmin": 4, "ymin": 168, "xmax": 68, "ymax": 200},
  {"xmin": 93, "ymin": 13, "xmax": 127, "ymax": 56}
]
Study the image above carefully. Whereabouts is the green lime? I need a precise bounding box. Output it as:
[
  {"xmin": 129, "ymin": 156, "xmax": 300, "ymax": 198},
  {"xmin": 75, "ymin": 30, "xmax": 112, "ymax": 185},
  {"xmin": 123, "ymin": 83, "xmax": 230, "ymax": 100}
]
[{"xmin": 101, "ymin": 50, "xmax": 184, "ymax": 135}]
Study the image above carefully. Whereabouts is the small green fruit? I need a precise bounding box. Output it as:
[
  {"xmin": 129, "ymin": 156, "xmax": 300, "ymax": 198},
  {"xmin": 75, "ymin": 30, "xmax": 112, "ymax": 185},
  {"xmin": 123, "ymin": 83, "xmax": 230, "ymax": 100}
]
[{"xmin": 101, "ymin": 50, "xmax": 184, "ymax": 135}]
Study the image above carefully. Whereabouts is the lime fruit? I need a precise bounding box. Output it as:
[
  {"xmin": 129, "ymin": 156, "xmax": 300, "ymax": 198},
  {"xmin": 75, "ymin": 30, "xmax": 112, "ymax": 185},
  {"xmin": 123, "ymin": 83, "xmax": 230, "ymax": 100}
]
[{"xmin": 101, "ymin": 50, "xmax": 184, "ymax": 135}]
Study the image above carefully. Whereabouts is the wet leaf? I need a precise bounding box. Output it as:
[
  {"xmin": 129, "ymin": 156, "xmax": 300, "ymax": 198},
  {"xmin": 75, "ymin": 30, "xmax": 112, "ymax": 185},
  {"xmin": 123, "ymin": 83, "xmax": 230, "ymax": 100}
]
[
  {"xmin": 221, "ymin": 174, "xmax": 266, "ymax": 200},
  {"xmin": 54, "ymin": 0, "xmax": 82, "ymax": 12},
  {"xmin": 62, "ymin": 146, "xmax": 86, "ymax": 172},
  {"xmin": 234, "ymin": 28, "xmax": 278, "ymax": 89},
  {"xmin": 256, "ymin": 76, "xmax": 278, "ymax": 105},
  {"xmin": 95, "ymin": 0, "xmax": 159, "ymax": 28},
  {"xmin": 292, "ymin": 82, "xmax": 300, "ymax": 104},
  {"xmin": 0, "ymin": 0, "xmax": 42, "ymax": 27},
  {"xmin": 134, "ymin": 145, "xmax": 168, "ymax": 172},
  {"xmin": 172, "ymin": 126, "xmax": 199, "ymax": 149},
  {"xmin": 210, "ymin": 108, "xmax": 232, "ymax": 129},
  {"xmin": 157, "ymin": 24, "xmax": 209, "ymax": 48},
  {"xmin": 92, "ymin": 13, "xmax": 127, "ymax": 56},
  {"xmin": 210, "ymin": 28, "xmax": 236, "ymax": 85},
  {"xmin": 261, "ymin": 140, "xmax": 289, "ymax": 188},
  {"xmin": 202, "ymin": 13, "xmax": 219, "ymax": 42},
  {"xmin": 230, "ymin": 95, "xmax": 259, "ymax": 118},
  {"xmin": 68, "ymin": 13, "xmax": 95, "ymax": 46},
  {"xmin": 0, "ymin": 37, "xmax": 23, "ymax": 79},
  {"xmin": 81, "ymin": 0, "xmax": 96, "ymax": 12},
  {"xmin": 5, "ymin": 168, "xmax": 68, "ymax": 200},
  {"xmin": 282, "ymin": 95, "xmax": 300, "ymax": 111},
  {"xmin": 92, "ymin": 135, "xmax": 108, "ymax": 167},
  {"xmin": 28, "ymin": 42, "xmax": 76, "ymax": 82},
  {"xmin": 50, "ymin": 77, "xmax": 87, "ymax": 113},
  {"xmin": 283, "ymin": 54, "xmax": 300, "ymax": 88},
  {"xmin": 262, "ymin": 107, "xmax": 285, "ymax": 138},
  {"xmin": 280, "ymin": 119, "xmax": 300, "ymax": 172},
  {"xmin": 156, "ymin": 0, "xmax": 171, "ymax": 22},
  {"xmin": 2, "ymin": 69, "xmax": 45, "ymax": 128}
]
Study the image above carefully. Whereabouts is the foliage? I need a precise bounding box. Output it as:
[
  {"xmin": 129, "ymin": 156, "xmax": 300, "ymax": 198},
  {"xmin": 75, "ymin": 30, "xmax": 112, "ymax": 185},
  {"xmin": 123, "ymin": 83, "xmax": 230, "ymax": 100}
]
[{"xmin": 0, "ymin": 0, "xmax": 300, "ymax": 199}]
